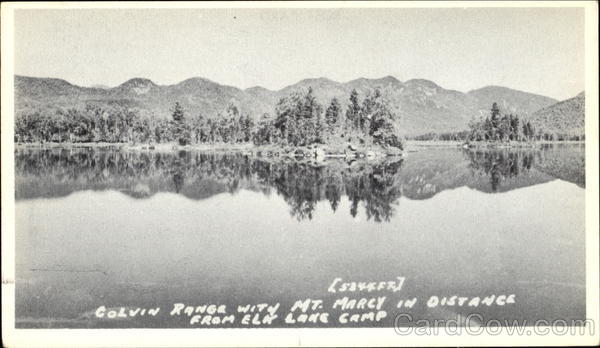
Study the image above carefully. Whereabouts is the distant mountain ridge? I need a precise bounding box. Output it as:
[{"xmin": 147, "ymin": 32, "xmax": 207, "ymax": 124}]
[
  {"xmin": 467, "ymin": 85, "xmax": 558, "ymax": 118},
  {"xmin": 15, "ymin": 75, "xmax": 566, "ymax": 135},
  {"xmin": 528, "ymin": 92, "xmax": 585, "ymax": 136}
]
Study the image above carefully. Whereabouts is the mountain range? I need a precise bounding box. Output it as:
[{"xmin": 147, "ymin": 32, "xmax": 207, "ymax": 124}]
[{"xmin": 14, "ymin": 75, "xmax": 582, "ymax": 135}]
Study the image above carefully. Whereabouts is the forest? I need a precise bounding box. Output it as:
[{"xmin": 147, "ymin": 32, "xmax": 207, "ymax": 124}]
[
  {"xmin": 14, "ymin": 87, "xmax": 403, "ymax": 150},
  {"xmin": 15, "ymin": 92, "xmax": 583, "ymax": 148},
  {"xmin": 467, "ymin": 102, "xmax": 584, "ymax": 142}
]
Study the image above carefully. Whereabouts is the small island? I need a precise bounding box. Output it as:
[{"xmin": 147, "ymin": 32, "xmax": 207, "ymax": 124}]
[
  {"xmin": 464, "ymin": 102, "xmax": 569, "ymax": 149},
  {"xmin": 404, "ymin": 90, "xmax": 585, "ymax": 149}
]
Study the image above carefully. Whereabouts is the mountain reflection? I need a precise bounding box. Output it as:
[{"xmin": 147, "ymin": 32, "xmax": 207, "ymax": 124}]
[{"xmin": 15, "ymin": 145, "xmax": 584, "ymax": 222}]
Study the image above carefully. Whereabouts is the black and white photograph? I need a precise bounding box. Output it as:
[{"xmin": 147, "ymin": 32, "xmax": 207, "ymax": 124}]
[{"xmin": 1, "ymin": 1, "xmax": 598, "ymax": 347}]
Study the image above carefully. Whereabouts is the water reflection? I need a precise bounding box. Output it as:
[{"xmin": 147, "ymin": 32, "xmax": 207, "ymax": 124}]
[
  {"xmin": 15, "ymin": 145, "xmax": 585, "ymax": 222},
  {"xmin": 466, "ymin": 150, "xmax": 535, "ymax": 192},
  {"xmin": 465, "ymin": 145, "xmax": 584, "ymax": 193}
]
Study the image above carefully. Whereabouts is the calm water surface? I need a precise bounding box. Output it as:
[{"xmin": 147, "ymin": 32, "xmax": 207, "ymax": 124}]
[{"xmin": 15, "ymin": 144, "xmax": 586, "ymax": 328}]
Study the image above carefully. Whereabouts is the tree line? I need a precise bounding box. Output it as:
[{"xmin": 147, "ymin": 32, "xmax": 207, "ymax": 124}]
[
  {"xmin": 410, "ymin": 131, "xmax": 470, "ymax": 141},
  {"xmin": 468, "ymin": 102, "xmax": 532, "ymax": 142},
  {"xmin": 467, "ymin": 102, "xmax": 583, "ymax": 142},
  {"xmin": 14, "ymin": 102, "xmax": 256, "ymax": 146},
  {"xmin": 252, "ymin": 87, "xmax": 402, "ymax": 149},
  {"xmin": 15, "ymin": 87, "xmax": 404, "ymax": 149}
]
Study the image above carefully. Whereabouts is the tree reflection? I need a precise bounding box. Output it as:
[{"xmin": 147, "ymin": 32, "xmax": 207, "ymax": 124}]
[
  {"xmin": 15, "ymin": 148, "xmax": 405, "ymax": 222},
  {"xmin": 15, "ymin": 146, "xmax": 584, "ymax": 222},
  {"xmin": 465, "ymin": 149, "xmax": 535, "ymax": 192}
]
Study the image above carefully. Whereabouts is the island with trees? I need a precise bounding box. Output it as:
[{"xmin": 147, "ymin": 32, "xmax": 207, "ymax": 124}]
[{"xmin": 463, "ymin": 102, "xmax": 583, "ymax": 148}]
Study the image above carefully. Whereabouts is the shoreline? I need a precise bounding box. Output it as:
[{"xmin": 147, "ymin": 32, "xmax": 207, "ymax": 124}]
[
  {"xmin": 461, "ymin": 140, "xmax": 585, "ymax": 150},
  {"xmin": 402, "ymin": 140, "xmax": 585, "ymax": 152},
  {"xmin": 14, "ymin": 139, "xmax": 585, "ymax": 156},
  {"xmin": 13, "ymin": 142, "xmax": 404, "ymax": 160}
]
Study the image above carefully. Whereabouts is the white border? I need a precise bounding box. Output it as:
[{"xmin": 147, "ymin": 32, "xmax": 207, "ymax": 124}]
[{"xmin": 1, "ymin": 1, "xmax": 598, "ymax": 347}]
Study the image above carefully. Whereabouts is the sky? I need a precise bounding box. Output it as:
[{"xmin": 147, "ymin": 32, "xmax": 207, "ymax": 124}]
[{"xmin": 14, "ymin": 7, "xmax": 585, "ymax": 100}]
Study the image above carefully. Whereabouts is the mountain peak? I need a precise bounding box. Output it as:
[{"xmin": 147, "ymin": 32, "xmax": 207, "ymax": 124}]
[
  {"xmin": 116, "ymin": 78, "xmax": 157, "ymax": 95},
  {"xmin": 174, "ymin": 77, "xmax": 242, "ymax": 94},
  {"xmin": 178, "ymin": 77, "xmax": 215, "ymax": 85},
  {"xmin": 14, "ymin": 75, "xmax": 83, "ymax": 97},
  {"xmin": 468, "ymin": 85, "xmax": 513, "ymax": 93},
  {"xmin": 119, "ymin": 78, "xmax": 156, "ymax": 87},
  {"xmin": 468, "ymin": 85, "xmax": 557, "ymax": 102},
  {"xmin": 405, "ymin": 79, "xmax": 439, "ymax": 89},
  {"xmin": 377, "ymin": 75, "xmax": 400, "ymax": 83},
  {"xmin": 16, "ymin": 75, "xmax": 77, "ymax": 87},
  {"xmin": 245, "ymin": 86, "xmax": 272, "ymax": 93},
  {"xmin": 297, "ymin": 77, "xmax": 337, "ymax": 85},
  {"xmin": 345, "ymin": 76, "xmax": 401, "ymax": 85}
]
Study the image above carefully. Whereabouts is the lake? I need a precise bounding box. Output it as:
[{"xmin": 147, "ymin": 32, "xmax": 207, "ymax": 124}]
[{"xmin": 14, "ymin": 144, "xmax": 586, "ymax": 328}]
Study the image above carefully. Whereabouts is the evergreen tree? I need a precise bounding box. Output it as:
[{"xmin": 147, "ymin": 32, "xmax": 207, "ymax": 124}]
[
  {"xmin": 190, "ymin": 114, "xmax": 206, "ymax": 144},
  {"xmin": 301, "ymin": 87, "xmax": 323, "ymax": 144},
  {"xmin": 172, "ymin": 102, "xmax": 185, "ymax": 122},
  {"xmin": 170, "ymin": 102, "xmax": 190, "ymax": 145},
  {"xmin": 360, "ymin": 89, "xmax": 380, "ymax": 136},
  {"xmin": 253, "ymin": 113, "xmax": 274, "ymax": 145},
  {"xmin": 526, "ymin": 122, "xmax": 535, "ymax": 140},
  {"xmin": 499, "ymin": 114, "xmax": 511, "ymax": 141},
  {"xmin": 274, "ymin": 93, "xmax": 301, "ymax": 145},
  {"xmin": 490, "ymin": 102, "xmax": 501, "ymax": 140},
  {"xmin": 510, "ymin": 114, "xmax": 521, "ymax": 141},
  {"xmin": 242, "ymin": 115, "xmax": 254, "ymax": 142},
  {"xmin": 365, "ymin": 88, "xmax": 402, "ymax": 149},
  {"xmin": 346, "ymin": 89, "xmax": 361, "ymax": 131},
  {"xmin": 325, "ymin": 98, "xmax": 341, "ymax": 139}
]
